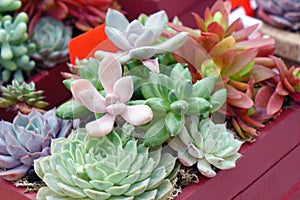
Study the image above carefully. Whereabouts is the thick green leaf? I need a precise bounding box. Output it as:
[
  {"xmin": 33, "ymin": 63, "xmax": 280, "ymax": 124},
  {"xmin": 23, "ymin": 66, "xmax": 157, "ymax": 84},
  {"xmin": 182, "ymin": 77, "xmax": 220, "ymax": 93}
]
[
  {"xmin": 145, "ymin": 97, "xmax": 170, "ymax": 113},
  {"xmin": 186, "ymin": 97, "xmax": 211, "ymax": 115},
  {"xmin": 165, "ymin": 112, "xmax": 184, "ymax": 136},
  {"xmin": 193, "ymin": 76, "xmax": 216, "ymax": 99},
  {"xmin": 143, "ymin": 120, "xmax": 170, "ymax": 147},
  {"xmin": 56, "ymin": 100, "xmax": 90, "ymax": 120}
]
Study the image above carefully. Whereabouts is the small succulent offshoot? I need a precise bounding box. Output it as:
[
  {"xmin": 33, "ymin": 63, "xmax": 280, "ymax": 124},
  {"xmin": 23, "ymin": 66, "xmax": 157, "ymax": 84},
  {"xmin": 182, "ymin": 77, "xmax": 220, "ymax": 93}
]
[{"xmin": 0, "ymin": 80, "xmax": 48, "ymax": 114}]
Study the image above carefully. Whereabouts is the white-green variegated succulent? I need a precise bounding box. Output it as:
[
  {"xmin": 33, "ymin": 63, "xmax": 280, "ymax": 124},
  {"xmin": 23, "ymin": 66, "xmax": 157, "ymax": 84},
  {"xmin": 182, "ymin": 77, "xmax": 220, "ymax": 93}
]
[
  {"xmin": 34, "ymin": 129, "xmax": 176, "ymax": 200},
  {"xmin": 169, "ymin": 116, "xmax": 243, "ymax": 177},
  {"xmin": 95, "ymin": 9, "xmax": 188, "ymax": 66}
]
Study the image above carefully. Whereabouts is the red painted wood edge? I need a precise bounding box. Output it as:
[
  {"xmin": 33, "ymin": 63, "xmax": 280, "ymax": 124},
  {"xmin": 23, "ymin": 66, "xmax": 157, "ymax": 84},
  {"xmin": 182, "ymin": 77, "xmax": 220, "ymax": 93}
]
[
  {"xmin": 233, "ymin": 143, "xmax": 300, "ymax": 200},
  {"xmin": 177, "ymin": 106, "xmax": 300, "ymax": 199},
  {"xmin": 0, "ymin": 178, "xmax": 36, "ymax": 200}
]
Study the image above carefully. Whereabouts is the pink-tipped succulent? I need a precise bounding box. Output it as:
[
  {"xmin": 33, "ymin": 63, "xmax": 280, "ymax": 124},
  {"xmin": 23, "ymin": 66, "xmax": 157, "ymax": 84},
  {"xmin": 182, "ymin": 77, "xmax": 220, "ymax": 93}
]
[
  {"xmin": 20, "ymin": 0, "xmax": 116, "ymax": 35},
  {"xmin": 71, "ymin": 55, "xmax": 153, "ymax": 137},
  {"xmin": 0, "ymin": 108, "xmax": 72, "ymax": 181}
]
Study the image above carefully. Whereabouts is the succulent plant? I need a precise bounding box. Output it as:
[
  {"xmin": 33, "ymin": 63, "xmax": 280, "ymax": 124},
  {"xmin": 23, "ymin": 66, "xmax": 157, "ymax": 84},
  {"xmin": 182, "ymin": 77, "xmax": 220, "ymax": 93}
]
[
  {"xmin": 34, "ymin": 128, "xmax": 176, "ymax": 199},
  {"xmin": 0, "ymin": 0, "xmax": 21, "ymax": 13},
  {"xmin": 168, "ymin": 0, "xmax": 278, "ymax": 140},
  {"xmin": 0, "ymin": 80, "xmax": 48, "ymax": 112},
  {"xmin": 138, "ymin": 63, "xmax": 226, "ymax": 147},
  {"xmin": 169, "ymin": 116, "xmax": 243, "ymax": 177},
  {"xmin": 95, "ymin": 9, "xmax": 188, "ymax": 66},
  {"xmin": 0, "ymin": 12, "xmax": 35, "ymax": 83},
  {"xmin": 28, "ymin": 16, "xmax": 72, "ymax": 68},
  {"xmin": 70, "ymin": 55, "xmax": 153, "ymax": 137},
  {"xmin": 0, "ymin": 108, "xmax": 72, "ymax": 181},
  {"xmin": 256, "ymin": 0, "xmax": 300, "ymax": 31}
]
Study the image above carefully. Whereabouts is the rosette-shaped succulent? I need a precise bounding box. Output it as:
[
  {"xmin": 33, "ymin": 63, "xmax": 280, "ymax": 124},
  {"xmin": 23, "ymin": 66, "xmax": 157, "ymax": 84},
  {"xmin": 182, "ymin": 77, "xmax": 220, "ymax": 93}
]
[
  {"xmin": 139, "ymin": 63, "xmax": 226, "ymax": 147},
  {"xmin": 0, "ymin": 12, "xmax": 35, "ymax": 82},
  {"xmin": 0, "ymin": 80, "xmax": 48, "ymax": 111},
  {"xmin": 70, "ymin": 55, "xmax": 153, "ymax": 137},
  {"xmin": 95, "ymin": 9, "xmax": 188, "ymax": 66},
  {"xmin": 28, "ymin": 16, "xmax": 72, "ymax": 68},
  {"xmin": 34, "ymin": 129, "xmax": 176, "ymax": 199},
  {"xmin": 0, "ymin": 108, "xmax": 72, "ymax": 181},
  {"xmin": 256, "ymin": 0, "xmax": 300, "ymax": 31},
  {"xmin": 0, "ymin": 0, "xmax": 21, "ymax": 13},
  {"xmin": 169, "ymin": 116, "xmax": 243, "ymax": 177}
]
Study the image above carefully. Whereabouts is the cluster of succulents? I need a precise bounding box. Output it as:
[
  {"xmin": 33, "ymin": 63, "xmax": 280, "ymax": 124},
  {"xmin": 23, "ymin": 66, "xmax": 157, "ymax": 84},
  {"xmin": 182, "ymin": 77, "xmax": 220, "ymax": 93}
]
[
  {"xmin": 1, "ymin": 1, "xmax": 299, "ymax": 200},
  {"xmin": 0, "ymin": 80, "xmax": 48, "ymax": 112},
  {"xmin": 28, "ymin": 16, "xmax": 72, "ymax": 68},
  {"xmin": 256, "ymin": 0, "xmax": 300, "ymax": 31},
  {"xmin": 34, "ymin": 129, "xmax": 176, "ymax": 199},
  {"xmin": 0, "ymin": 108, "xmax": 72, "ymax": 181}
]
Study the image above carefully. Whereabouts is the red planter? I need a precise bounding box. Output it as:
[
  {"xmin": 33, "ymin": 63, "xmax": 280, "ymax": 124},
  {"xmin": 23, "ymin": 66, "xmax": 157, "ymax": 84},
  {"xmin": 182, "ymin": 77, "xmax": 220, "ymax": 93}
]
[
  {"xmin": 117, "ymin": 0, "xmax": 216, "ymax": 28},
  {"xmin": 0, "ymin": 63, "xmax": 72, "ymax": 122},
  {"xmin": 0, "ymin": 106, "xmax": 299, "ymax": 200}
]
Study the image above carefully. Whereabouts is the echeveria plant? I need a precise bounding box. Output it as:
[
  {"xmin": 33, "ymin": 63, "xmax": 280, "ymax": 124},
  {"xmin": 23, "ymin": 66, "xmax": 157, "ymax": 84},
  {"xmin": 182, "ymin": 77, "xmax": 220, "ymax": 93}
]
[
  {"xmin": 71, "ymin": 55, "xmax": 153, "ymax": 137},
  {"xmin": 34, "ymin": 129, "xmax": 176, "ymax": 199},
  {"xmin": 0, "ymin": 108, "xmax": 72, "ymax": 181},
  {"xmin": 169, "ymin": 116, "xmax": 243, "ymax": 177},
  {"xmin": 28, "ymin": 16, "xmax": 72, "ymax": 68},
  {"xmin": 95, "ymin": 9, "xmax": 188, "ymax": 71}
]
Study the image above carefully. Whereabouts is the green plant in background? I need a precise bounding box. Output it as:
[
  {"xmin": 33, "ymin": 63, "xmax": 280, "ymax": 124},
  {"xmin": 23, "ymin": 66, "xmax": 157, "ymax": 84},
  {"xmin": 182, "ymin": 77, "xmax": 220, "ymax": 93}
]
[
  {"xmin": 138, "ymin": 63, "xmax": 226, "ymax": 147},
  {"xmin": 0, "ymin": 108, "xmax": 72, "ymax": 181},
  {"xmin": 0, "ymin": 12, "xmax": 35, "ymax": 82},
  {"xmin": 0, "ymin": 0, "xmax": 21, "ymax": 13},
  {"xmin": 28, "ymin": 16, "xmax": 72, "ymax": 68},
  {"xmin": 169, "ymin": 116, "xmax": 243, "ymax": 177},
  {"xmin": 0, "ymin": 80, "xmax": 48, "ymax": 113},
  {"xmin": 34, "ymin": 129, "xmax": 176, "ymax": 199}
]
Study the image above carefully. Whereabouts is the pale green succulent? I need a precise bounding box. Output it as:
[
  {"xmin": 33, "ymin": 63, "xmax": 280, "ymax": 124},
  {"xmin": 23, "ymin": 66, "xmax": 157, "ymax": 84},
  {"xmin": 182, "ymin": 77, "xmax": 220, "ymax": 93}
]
[
  {"xmin": 28, "ymin": 16, "xmax": 72, "ymax": 68},
  {"xmin": 0, "ymin": 12, "xmax": 35, "ymax": 82},
  {"xmin": 136, "ymin": 63, "xmax": 226, "ymax": 147},
  {"xmin": 169, "ymin": 116, "xmax": 243, "ymax": 178},
  {"xmin": 0, "ymin": 79, "xmax": 48, "ymax": 109},
  {"xmin": 34, "ymin": 129, "xmax": 176, "ymax": 200},
  {"xmin": 95, "ymin": 9, "xmax": 188, "ymax": 64},
  {"xmin": 0, "ymin": 0, "xmax": 21, "ymax": 13}
]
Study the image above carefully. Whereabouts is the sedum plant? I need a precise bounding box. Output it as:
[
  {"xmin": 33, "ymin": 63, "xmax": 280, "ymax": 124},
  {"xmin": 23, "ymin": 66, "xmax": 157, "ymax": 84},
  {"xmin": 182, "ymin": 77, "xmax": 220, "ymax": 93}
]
[
  {"xmin": 0, "ymin": 0, "xmax": 21, "ymax": 13},
  {"xmin": 95, "ymin": 9, "xmax": 188, "ymax": 68},
  {"xmin": 28, "ymin": 16, "xmax": 72, "ymax": 68},
  {"xmin": 0, "ymin": 108, "xmax": 72, "ymax": 181},
  {"xmin": 34, "ymin": 129, "xmax": 176, "ymax": 200},
  {"xmin": 0, "ymin": 12, "xmax": 35, "ymax": 83},
  {"xmin": 0, "ymin": 79, "xmax": 48, "ymax": 113},
  {"xmin": 169, "ymin": 116, "xmax": 243, "ymax": 178},
  {"xmin": 256, "ymin": 0, "xmax": 300, "ymax": 31}
]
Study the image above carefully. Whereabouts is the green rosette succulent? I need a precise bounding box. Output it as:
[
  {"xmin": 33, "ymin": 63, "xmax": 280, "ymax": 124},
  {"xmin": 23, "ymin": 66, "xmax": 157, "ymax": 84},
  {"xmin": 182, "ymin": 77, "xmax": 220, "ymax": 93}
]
[
  {"xmin": 0, "ymin": 12, "xmax": 35, "ymax": 82},
  {"xmin": 0, "ymin": 79, "xmax": 48, "ymax": 109},
  {"xmin": 138, "ymin": 63, "xmax": 226, "ymax": 147},
  {"xmin": 0, "ymin": 0, "xmax": 21, "ymax": 13},
  {"xmin": 28, "ymin": 16, "xmax": 72, "ymax": 68},
  {"xmin": 34, "ymin": 129, "xmax": 176, "ymax": 200},
  {"xmin": 169, "ymin": 116, "xmax": 243, "ymax": 178},
  {"xmin": 0, "ymin": 108, "xmax": 72, "ymax": 181}
]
